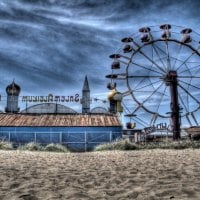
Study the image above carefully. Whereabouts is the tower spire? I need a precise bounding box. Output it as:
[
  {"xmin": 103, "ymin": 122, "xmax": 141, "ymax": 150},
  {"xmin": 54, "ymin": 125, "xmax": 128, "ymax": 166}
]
[
  {"xmin": 82, "ymin": 75, "xmax": 90, "ymax": 91},
  {"xmin": 82, "ymin": 75, "xmax": 90, "ymax": 113}
]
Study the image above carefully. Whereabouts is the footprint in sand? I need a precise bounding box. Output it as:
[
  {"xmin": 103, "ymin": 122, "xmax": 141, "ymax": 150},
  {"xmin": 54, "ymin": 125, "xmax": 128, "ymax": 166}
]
[{"xmin": 18, "ymin": 194, "xmax": 38, "ymax": 200}]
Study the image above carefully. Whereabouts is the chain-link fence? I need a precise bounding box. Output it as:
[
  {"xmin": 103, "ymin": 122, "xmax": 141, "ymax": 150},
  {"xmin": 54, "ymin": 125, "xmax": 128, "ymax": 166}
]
[{"xmin": 0, "ymin": 131, "xmax": 122, "ymax": 151}]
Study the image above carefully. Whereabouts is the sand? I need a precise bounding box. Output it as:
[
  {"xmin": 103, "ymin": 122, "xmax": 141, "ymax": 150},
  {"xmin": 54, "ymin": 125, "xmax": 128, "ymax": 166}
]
[{"xmin": 0, "ymin": 149, "xmax": 199, "ymax": 200}]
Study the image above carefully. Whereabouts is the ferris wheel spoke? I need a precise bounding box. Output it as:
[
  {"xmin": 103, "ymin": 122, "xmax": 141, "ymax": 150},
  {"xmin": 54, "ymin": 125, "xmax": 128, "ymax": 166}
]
[
  {"xmin": 133, "ymin": 70, "xmax": 157, "ymax": 91},
  {"xmin": 132, "ymin": 40, "xmax": 166, "ymax": 73},
  {"xmin": 191, "ymin": 112, "xmax": 198, "ymax": 126},
  {"xmin": 176, "ymin": 53, "xmax": 196, "ymax": 71},
  {"xmin": 150, "ymin": 51, "xmax": 198, "ymax": 67},
  {"xmin": 187, "ymin": 77, "xmax": 193, "ymax": 112},
  {"xmin": 131, "ymin": 61, "xmax": 163, "ymax": 75},
  {"xmin": 149, "ymin": 40, "xmax": 165, "ymax": 75},
  {"xmin": 178, "ymin": 83, "xmax": 200, "ymax": 104},
  {"xmin": 135, "ymin": 116, "xmax": 149, "ymax": 127},
  {"xmin": 183, "ymin": 62, "xmax": 193, "ymax": 77},
  {"xmin": 153, "ymin": 43, "xmax": 167, "ymax": 57},
  {"xmin": 184, "ymin": 81, "xmax": 190, "ymax": 111},
  {"xmin": 165, "ymin": 41, "xmax": 172, "ymax": 71},
  {"xmin": 128, "ymin": 75, "xmax": 162, "ymax": 78},
  {"xmin": 178, "ymin": 80, "xmax": 200, "ymax": 113},
  {"xmin": 148, "ymin": 74, "xmax": 159, "ymax": 91},
  {"xmin": 179, "ymin": 64, "xmax": 200, "ymax": 75},
  {"xmin": 122, "ymin": 90, "xmax": 133, "ymax": 97},
  {"xmin": 174, "ymin": 59, "xmax": 199, "ymax": 64},
  {"xmin": 130, "ymin": 117, "xmax": 147, "ymax": 127},
  {"xmin": 142, "ymin": 82, "xmax": 164, "ymax": 105},
  {"xmin": 178, "ymin": 75, "xmax": 200, "ymax": 78},
  {"xmin": 121, "ymin": 89, "xmax": 156, "ymax": 97},
  {"xmin": 172, "ymin": 44, "xmax": 183, "ymax": 70},
  {"xmin": 155, "ymin": 85, "xmax": 168, "ymax": 114},
  {"xmin": 134, "ymin": 79, "xmax": 161, "ymax": 91},
  {"xmin": 134, "ymin": 119, "xmax": 147, "ymax": 127},
  {"xmin": 123, "ymin": 105, "xmax": 146, "ymax": 127},
  {"xmin": 152, "ymin": 43, "xmax": 167, "ymax": 70},
  {"xmin": 122, "ymin": 102, "xmax": 150, "ymax": 127},
  {"xmin": 150, "ymin": 113, "xmax": 158, "ymax": 126},
  {"xmin": 179, "ymin": 63, "xmax": 192, "ymax": 110},
  {"xmin": 132, "ymin": 105, "xmax": 141, "ymax": 114},
  {"xmin": 138, "ymin": 50, "xmax": 166, "ymax": 73},
  {"xmin": 134, "ymin": 76, "xmax": 150, "ymax": 91},
  {"xmin": 186, "ymin": 114, "xmax": 192, "ymax": 126},
  {"xmin": 135, "ymin": 115, "xmax": 151, "ymax": 127},
  {"xmin": 178, "ymin": 62, "xmax": 193, "ymax": 78},
  {"xmin": 178, "ymin": 92, "xmax": 189, "ymax": 113},
  {"xmin": 122, "ymin": 101, "xmax": 134, "ymax": 114},
  {"xmin": 178, "ymin": 79, "xmax": 200, "ymax": 90},
  {"xmin": 118, "ymin": 59, "xmax": 130, "ymax": 65}
]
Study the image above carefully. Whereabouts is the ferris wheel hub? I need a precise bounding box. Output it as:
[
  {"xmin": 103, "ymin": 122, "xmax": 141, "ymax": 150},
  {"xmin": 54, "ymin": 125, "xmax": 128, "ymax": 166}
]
[{"xmin": 164, "ymin": 71, "xmax": 178, "ymax": 86}]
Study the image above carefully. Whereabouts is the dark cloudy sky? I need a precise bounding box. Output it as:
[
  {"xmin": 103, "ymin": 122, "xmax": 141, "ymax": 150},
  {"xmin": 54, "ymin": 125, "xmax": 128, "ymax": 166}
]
[{"xmin": 0, "ymin": 0, "xmax": 199, "ymax": 116}]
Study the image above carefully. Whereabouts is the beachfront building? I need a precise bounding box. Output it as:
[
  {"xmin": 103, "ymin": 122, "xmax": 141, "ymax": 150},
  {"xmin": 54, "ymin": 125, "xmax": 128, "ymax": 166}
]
[
  {"xmin": 0, "ymin": 113, "xmax": 121, "ymax": 151},
  {"xmin": 0, "ymin": 78, "xmax": 122, "ymax": 151}
]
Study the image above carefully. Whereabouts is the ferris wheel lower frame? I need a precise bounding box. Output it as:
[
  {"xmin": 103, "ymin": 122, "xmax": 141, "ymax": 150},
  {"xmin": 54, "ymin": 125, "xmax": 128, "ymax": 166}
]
[{"xmin": 106, "ymin": 24, "xmax": 200, "ymax": 140}]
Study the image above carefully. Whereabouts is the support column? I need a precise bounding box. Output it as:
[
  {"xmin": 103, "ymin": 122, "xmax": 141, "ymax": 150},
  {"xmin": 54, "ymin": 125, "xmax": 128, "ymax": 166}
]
[{"xmin": 168, "ymin": 71, "xmax": 180, "ymax": 140}]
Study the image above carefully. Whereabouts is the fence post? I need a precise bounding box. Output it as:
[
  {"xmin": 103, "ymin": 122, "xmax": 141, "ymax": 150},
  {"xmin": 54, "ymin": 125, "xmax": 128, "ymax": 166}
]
[
  {"xmin": 110, "ymin": 131, "xmax": 112, "ymax": 142},
  {"xmin": 85, "ymin": 131, "xmax": 87, "ymax": 152},
  {"xmin": 34, "ymin": 132, "xmax": 37, "ymax": 143},
  {"xmin": 9, "ymin": 132, "xmax": 11, "ymax": 142},
  {"xmin": 59, "ymin": 132, "xmax": 62, "ymax": 144},
  {"xmin": 50, "ymin": 132, "xmax": 52, "ymax": 143}
]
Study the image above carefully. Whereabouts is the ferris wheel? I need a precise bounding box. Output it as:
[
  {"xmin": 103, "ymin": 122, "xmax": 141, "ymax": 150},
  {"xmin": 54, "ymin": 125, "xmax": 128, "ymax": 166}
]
[{"xmin": 106, "ymin": 24, "xmax": 200, "ymax": 139}]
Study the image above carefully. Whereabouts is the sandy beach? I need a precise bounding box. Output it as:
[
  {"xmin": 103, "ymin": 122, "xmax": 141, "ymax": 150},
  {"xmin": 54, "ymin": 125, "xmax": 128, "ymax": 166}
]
[{"xmin": 0, "ymin": 149, "xmax": 199, "ymax": 200}]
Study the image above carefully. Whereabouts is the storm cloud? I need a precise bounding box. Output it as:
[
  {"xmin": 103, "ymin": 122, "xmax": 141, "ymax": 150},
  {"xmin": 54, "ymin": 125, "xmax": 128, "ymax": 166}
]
[{"xmin": 0, "ymin": 0, "xmax": 199, "ymax": 111}]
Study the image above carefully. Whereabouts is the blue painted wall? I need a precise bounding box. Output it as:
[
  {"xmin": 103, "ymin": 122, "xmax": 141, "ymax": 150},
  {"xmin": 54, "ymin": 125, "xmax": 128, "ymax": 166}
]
[{"xmin": 0, "ymin": 126, "xmax": 122, "ymax": 151}]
